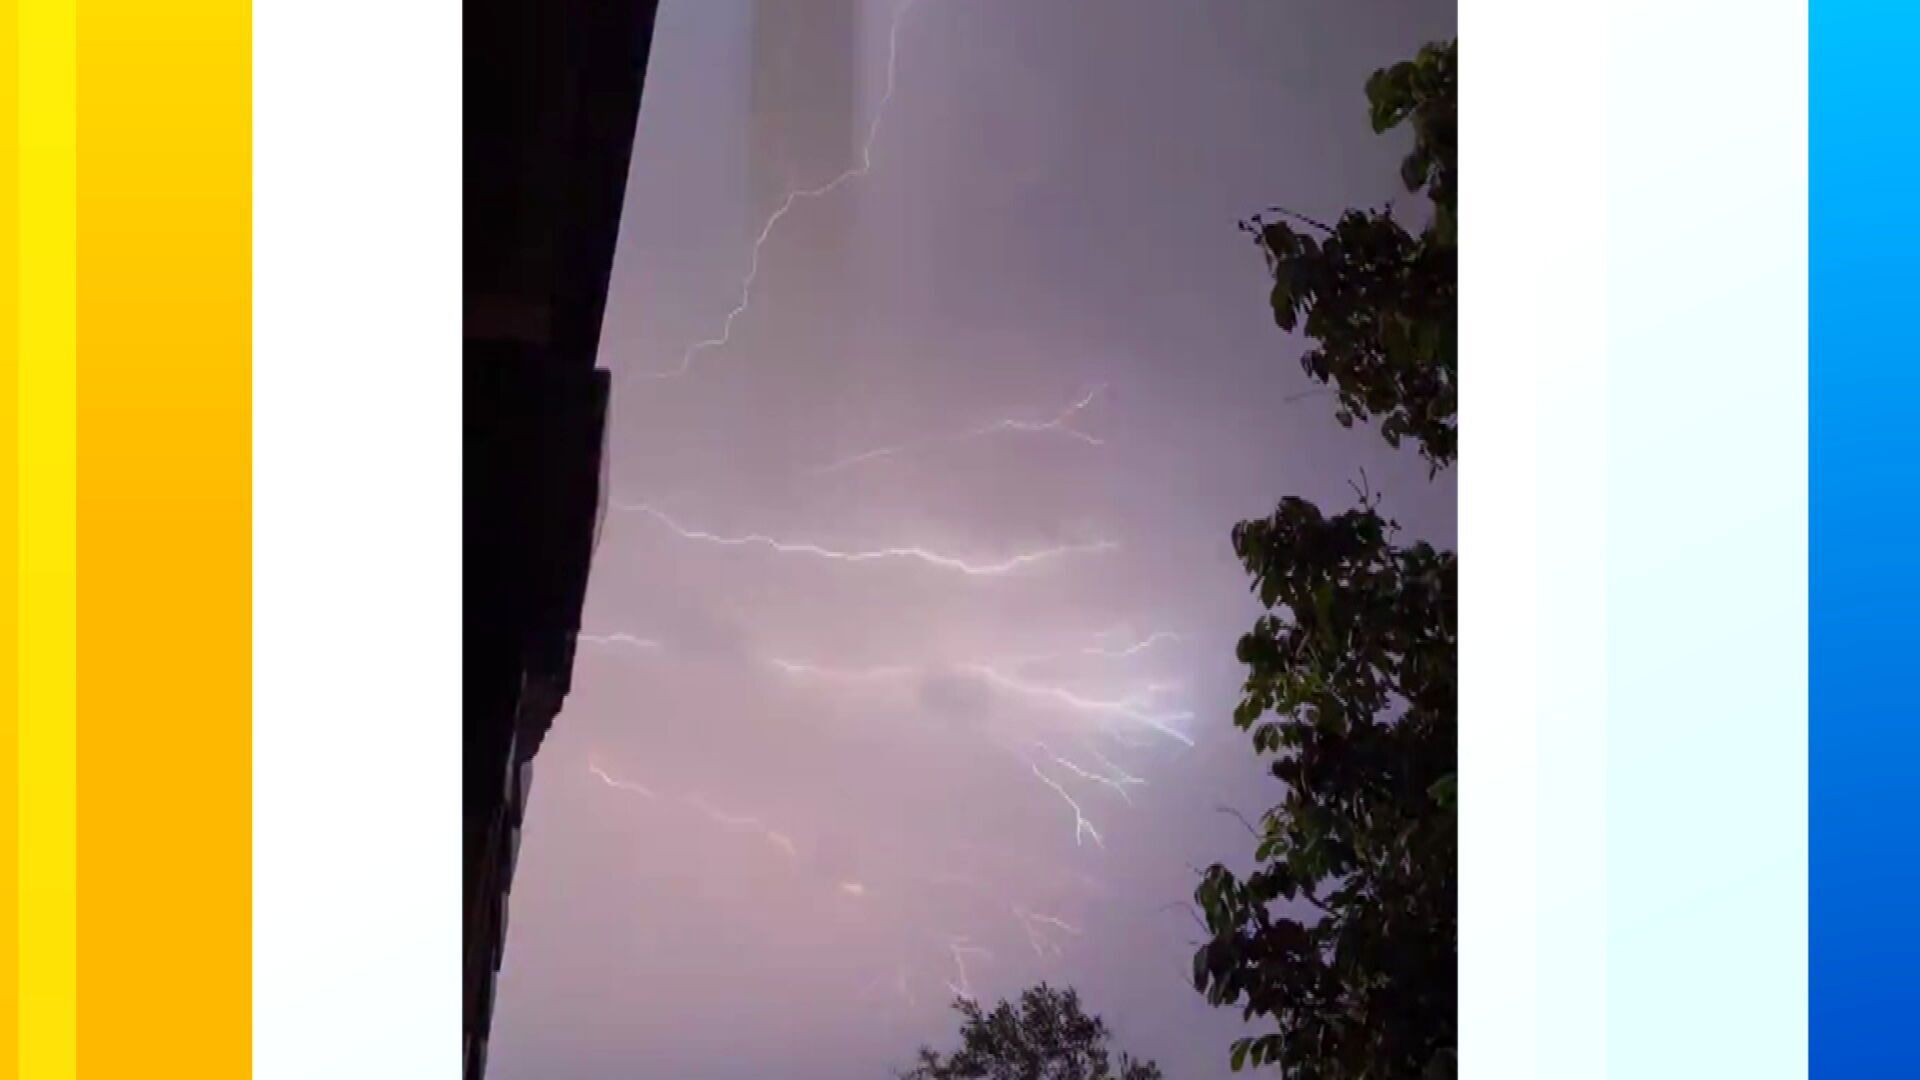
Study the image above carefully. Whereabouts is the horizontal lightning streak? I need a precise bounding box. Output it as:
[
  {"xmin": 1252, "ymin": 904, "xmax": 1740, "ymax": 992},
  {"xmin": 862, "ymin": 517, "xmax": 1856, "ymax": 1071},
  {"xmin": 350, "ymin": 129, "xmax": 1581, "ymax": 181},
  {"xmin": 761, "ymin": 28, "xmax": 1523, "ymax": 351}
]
[
  {"xmin": 1023, "ymin": 911, "xmax": 1081, "ymax": 935},
  {"xmin": 980, "ymin": 384, "xmax": 1106, "ymax": 444},
  {"xmin": 637, "ymin": 505, "xmax": 1118, "ymax": 576},
  {"xmin": 810, "ymin": 384, "xmax": 1108, "ymax": 475},
  {"xmin": 1081, "ymin": 630, "xmax": 1180, "ymax": 658},
  {"xmin": 579, "ymin": 632, "xmax": 662, "ymax": 651},
  {"xmin": 767, "ymin": 658, "xmax": 915, "ymax": 683},
  {"xmin": 640, "ymin": 0, "xmax": 919, "ymax": 380}
]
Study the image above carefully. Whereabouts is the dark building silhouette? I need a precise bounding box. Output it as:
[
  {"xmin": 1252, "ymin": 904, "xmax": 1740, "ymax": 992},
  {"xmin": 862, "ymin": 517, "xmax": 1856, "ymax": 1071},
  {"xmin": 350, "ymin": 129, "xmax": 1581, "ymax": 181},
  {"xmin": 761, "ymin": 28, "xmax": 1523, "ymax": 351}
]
[{"xmin": 464, "ymin": 1, "xmax": 661, "ymax": 1077}]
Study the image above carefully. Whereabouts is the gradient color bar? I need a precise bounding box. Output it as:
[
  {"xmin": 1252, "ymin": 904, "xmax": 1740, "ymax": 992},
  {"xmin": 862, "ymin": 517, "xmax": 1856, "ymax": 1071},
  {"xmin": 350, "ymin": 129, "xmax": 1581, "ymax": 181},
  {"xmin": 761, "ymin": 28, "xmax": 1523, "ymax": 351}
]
[
  {"xmin": 16, "ymin": 0, "xmax": 79, "ymax": 1075},
  {"xmin": 3, "ymin": 0, "xmax": 24, "ymax": 1073},
  {"xmin": 73, "ymin": 0, "xmax": 252, "ymax": 1075},
  {"xmin": 1811, "ymin": 2, "xmax": 1920, "ymax": 1076}
]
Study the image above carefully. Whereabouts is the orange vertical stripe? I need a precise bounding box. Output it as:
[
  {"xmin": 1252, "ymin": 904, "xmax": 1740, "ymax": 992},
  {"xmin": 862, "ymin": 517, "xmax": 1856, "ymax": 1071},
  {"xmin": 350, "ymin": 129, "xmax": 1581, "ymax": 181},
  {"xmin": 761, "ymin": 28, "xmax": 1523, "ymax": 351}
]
[{"xmin": 75, "ymin": 1, "xmax": 250, "ymax": 1075}]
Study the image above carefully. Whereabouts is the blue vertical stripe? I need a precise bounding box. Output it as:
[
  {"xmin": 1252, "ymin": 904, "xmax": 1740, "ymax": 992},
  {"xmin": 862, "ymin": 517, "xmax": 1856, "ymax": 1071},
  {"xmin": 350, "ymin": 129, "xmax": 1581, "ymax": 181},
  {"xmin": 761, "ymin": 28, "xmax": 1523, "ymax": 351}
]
[{"xmin": 1810, "ymin": 2, "xmax": 1920, "ymax": 1075}]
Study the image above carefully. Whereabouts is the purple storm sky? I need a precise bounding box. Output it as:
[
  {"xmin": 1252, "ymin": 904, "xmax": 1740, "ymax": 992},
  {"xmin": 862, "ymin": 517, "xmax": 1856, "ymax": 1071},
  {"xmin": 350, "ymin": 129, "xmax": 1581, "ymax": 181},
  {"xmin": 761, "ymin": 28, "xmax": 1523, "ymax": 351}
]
[{"xmin": 489, "ymin": 1, "xmax": 1456, "ymax": 1077}]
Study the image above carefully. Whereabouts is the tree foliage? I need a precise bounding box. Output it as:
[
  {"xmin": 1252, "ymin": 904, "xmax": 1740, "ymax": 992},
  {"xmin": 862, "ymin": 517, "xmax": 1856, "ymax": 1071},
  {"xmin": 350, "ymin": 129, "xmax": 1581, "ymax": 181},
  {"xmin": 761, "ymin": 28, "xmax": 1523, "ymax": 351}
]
[
  {"xmin": 1246, "ymin": 39, "xmax": 1456, "ymax": 473},
  {"xmin": 1193, "ymin": 38, "xmax": 1458, "ymax": 1079},
  {"xmin": 1195, "ymin": 496, "xmax": 1456, "ymax": 1077},
  {"xmin": 901, "ymin": 985, "xmax": 1163, "ymax": 1080}
]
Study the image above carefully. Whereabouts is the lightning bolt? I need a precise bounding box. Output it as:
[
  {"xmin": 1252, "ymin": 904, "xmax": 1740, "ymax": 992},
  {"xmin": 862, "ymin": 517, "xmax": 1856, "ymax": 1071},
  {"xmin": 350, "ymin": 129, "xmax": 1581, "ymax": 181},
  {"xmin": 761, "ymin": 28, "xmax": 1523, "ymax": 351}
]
[
  {"xmin": 578, "ymin": 632, "xmax": 662, "ymax": 652},
  {"xmin": 987, "ymin": 384, "xmax": 1107, "ymax": 444},
  {"xmin": 766, "ymin": 657, "xmax": 916, "ymax": 683},
  {"xmin": 964, "ymin": 663, "xmax": 1196, "ymax": 746},
  {"xmin": 1026, "ymin": 761, "xmax": 1103, "ymax": 848},
  {"xmin": 1084, "ymin": 745, "xmax": 1147, "ymax": 790},
  {"xmin": 685, "ymin": 794, "xmax": 801, "ymax": 859},
  {"xmin": 945, "ymin": 939, "xmax": 993, "ymax": 1000},
  {"xmin": 809, "ymin": 384, "xmax": 1107, "ymax": 475},
  {"xmin": 635, "ymin": 504, "xmax": 1118, "ymax": 577},
  {"xmin": 639, "ymin": 0, "xmax": 921, "ymax": 380},
  {"xmin": 1011, "ymin": 906, "xmax": 1082, "ymax": 959},
  {"xmin": 1081, "ymin": 629, "xmax": 1180, "ymax": 658},
  {"xmin": 1023, "ymin": 911, "xmax": 1081, "ymax": 935},
  {"xmin": 1032, "ymin": 741, "xmax": 1137, "ymax": 805},
  {"xmin": 589, "ymin": 761, "xmax": 660, "ymax": 799},
  {"xmin": 590, "ymin": 763, "xmax": 807, "ymax": 859}
]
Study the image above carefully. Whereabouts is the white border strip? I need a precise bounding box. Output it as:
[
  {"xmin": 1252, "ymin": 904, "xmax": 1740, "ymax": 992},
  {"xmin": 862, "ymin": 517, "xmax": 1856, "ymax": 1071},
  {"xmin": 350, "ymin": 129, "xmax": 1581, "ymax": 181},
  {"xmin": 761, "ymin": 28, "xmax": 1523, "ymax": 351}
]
[
  {"xmin": 1602, "ymin": 1, "xmax": 1806, "ymax": 1076},
  {"xmin": 256, "ymin": 1, "xmax": 462, "ymax": 1076},
  {"xmin": 1462, "ymin": 2, "xmax": 1807, "ymax": 1077}
]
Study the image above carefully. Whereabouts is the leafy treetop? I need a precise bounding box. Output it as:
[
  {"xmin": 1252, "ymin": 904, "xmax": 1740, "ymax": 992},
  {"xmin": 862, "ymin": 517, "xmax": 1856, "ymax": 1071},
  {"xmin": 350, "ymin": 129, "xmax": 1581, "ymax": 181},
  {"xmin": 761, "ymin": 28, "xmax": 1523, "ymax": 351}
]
[
  {"xmin": 1195, "ymin": 495, "xmax": 1456, "ymax": 1078},
  {"xmin": 1247, "ymin": 39, "xmax": 1456, "ymax": 473},
  {"xmin": 900, "ymin": 984, "xmax": 1163, "ymax": 1080}
]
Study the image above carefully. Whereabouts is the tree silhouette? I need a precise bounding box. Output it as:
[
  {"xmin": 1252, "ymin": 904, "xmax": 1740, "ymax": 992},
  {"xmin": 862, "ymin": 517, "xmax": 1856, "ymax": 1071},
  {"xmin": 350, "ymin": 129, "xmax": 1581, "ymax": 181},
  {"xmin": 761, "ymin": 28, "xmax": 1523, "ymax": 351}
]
[
  {"xmin": 1245, "ymin": 40, "xmax": 1456, "ymax": 474},
  {"xmin": 901, "ymin": 984, "xmax": 1163, "ymax": 1080},
  {"xmin": 1192, "ymin": 39, "xmax": 1458, "ymax": 1079}
]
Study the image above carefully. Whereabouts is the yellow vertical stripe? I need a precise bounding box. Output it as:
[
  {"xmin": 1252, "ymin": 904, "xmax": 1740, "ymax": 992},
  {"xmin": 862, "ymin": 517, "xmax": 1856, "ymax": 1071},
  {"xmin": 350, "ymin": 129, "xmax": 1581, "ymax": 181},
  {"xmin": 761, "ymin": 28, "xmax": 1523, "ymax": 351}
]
[
  {"xmin": 75, "ymin": 0, "xmax": 250, "ymax": 1075},
  {"xmin": 17, "ymin": 2, "xmax": 78, "ymax": 1080},
  {"xmin": 0, "ymin": 0, "xmax": 19, "ymax": 1074}
]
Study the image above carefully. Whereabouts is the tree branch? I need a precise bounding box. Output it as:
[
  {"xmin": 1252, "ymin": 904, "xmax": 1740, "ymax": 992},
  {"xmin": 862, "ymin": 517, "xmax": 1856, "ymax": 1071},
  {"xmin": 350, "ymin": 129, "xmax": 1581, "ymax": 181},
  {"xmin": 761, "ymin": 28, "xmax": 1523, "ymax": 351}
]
[
  {"xmin": 1215, "ymin": 804, "xmax": 1262, "ymax": 839},
  {"xmin": 1257, "ymin": 204, "xmax": 1336, "ymax": 233},
  {"xmin": 1156, "ymin": 900, "xmax": 1209, "ymax": 935}
]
